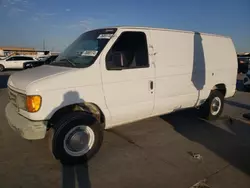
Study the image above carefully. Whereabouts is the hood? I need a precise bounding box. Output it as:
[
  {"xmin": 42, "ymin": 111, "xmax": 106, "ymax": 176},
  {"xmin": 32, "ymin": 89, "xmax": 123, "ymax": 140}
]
[{"xmin": 8, "ymin": 65, "xmax": 75, "ymax": 92}]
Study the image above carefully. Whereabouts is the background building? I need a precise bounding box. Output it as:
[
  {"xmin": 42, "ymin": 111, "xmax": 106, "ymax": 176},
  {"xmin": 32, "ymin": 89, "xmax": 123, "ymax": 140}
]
[{"xmin": 0, "ymin": 46, "xmax": 37, "ymax": 57}]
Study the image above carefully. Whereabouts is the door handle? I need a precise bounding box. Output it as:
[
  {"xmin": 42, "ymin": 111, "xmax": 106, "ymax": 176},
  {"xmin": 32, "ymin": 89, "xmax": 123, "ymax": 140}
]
[{"xmin": 150, "ymin": 81, "xmax": 153, "ymax": 90}]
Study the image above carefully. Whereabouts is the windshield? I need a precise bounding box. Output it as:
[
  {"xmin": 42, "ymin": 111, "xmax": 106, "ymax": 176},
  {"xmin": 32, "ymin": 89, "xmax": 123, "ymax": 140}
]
[{"xmin": 51, "ymin": 28, "xmax": 117, "ymax": 68}]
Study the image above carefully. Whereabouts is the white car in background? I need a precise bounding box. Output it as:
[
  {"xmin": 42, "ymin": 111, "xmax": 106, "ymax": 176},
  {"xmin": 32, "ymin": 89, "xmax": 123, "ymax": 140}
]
[{"xmin": 0, "ymin": 55, "xmax": 37, "ymax": 72}]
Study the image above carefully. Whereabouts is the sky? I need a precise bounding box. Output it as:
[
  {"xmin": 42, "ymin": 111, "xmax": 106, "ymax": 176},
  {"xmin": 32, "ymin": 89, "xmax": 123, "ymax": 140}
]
[{"xmin": 0, "ymin": 0, "xmax": 249, "ymax": 52}]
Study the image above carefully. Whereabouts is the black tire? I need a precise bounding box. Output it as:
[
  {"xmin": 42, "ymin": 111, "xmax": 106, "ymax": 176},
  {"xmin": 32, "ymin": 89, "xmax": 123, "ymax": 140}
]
[
  {"xmin": 199, "ymin": 90, "xmax": 224, "ymax": 120},
  {"xmin": 0, "ymin": 64, "xmax": 4, "ymax": 72},
  {"xmin": 51, "ymin": 111, "xmax": 103, "ymax": 165}
]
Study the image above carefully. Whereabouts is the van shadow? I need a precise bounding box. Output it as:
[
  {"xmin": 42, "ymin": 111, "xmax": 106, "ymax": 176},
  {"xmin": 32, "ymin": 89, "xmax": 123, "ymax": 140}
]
[
  {"xmin": 225, "ymin": 100, "xmax": 250, "ymax": 111},
  {"xmin": 160, "ymin": 109, "xmax": 250, "ymax": 175},
  {"xmin": 61, "ymin": 163, "xmax": 91, "ymax": 188},
  {"xmin": 47, "ymin": 91, "xmax": 91, "ymax": 188},
  {"xmin": 0, "ymin": 75, "xmax": 10, "ymax": 89},
  {"xmin": 191, "ymin": 32, "xmax": 205, "ymax": 104}
]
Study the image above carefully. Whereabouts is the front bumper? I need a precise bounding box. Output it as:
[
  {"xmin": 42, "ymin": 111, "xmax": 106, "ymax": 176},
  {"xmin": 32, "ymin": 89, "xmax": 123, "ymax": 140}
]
[{"xmin": 5, "ymin": 102, "xmax": 47, "ymax": 140}]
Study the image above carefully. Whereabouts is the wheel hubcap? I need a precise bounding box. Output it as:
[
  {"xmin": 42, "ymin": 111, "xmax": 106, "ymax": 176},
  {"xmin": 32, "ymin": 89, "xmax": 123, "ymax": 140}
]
[
  {"xmin": 63, "ymin": 125, "xmax": 95, "ymax": 157},
  {"xmin": 211, "ymin": 97, "xmax": 221, "ymax": 115}
]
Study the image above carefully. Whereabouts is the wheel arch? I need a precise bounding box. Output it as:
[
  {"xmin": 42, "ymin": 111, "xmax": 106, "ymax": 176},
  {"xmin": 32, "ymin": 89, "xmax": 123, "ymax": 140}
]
[
  {"xmin": 48, "ymin": 102, "xmax": 106, "ymax": 129},
  {"xmin": 212, "ymin": 83, "xmax": 227, "ymax": 97},
  {"xmin": 0, "ymin": 63, "xmax": 5, "ymax": 69}
]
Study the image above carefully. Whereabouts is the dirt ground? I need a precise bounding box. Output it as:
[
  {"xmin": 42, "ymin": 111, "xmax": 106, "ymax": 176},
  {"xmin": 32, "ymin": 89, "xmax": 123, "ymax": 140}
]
[{"xmin": 0, "ymin": 71, "xmax": 250, "ymax": 188}]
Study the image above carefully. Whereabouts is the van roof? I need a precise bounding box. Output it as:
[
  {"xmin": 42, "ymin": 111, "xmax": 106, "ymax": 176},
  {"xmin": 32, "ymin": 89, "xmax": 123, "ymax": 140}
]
[{"xmin": 97, "ymin": 26, "xmax": 230, "ymax": 39}]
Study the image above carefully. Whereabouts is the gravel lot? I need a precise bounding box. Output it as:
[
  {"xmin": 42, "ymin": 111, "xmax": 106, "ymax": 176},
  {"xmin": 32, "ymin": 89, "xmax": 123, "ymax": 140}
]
[{"xmin": 0, "ymin": 71, "xmax": 250, "ymax": 188}]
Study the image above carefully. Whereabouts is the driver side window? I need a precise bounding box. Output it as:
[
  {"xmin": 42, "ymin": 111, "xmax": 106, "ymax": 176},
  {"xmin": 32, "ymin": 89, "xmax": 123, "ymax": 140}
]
[
  {"xmin": 7, "ymin": 57, "xmax": 16, "ymax": 61},
  {"xmin": 106, "ymin": 31, "xmax": 149, "ymax": 70}
]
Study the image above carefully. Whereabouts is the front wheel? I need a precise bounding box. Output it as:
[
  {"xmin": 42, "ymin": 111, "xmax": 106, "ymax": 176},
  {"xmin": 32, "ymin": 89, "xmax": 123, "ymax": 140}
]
[
  {"xmin": 199, "ymin": 90, "xmax": 224, "ymax": 120},
  {"xmin": 50, "ymin": 111, "xmax": 104, "ymax": 165}
]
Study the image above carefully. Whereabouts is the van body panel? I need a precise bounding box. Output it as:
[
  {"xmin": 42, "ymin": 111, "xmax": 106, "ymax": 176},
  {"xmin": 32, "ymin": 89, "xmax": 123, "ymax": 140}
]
[
  {"xmin": 149, "ymin": 30, "xmax": 199, "ymax": 116},
  {"xmin": 5, "ymin": 26, "xmax": 238, "ymax": 132}
]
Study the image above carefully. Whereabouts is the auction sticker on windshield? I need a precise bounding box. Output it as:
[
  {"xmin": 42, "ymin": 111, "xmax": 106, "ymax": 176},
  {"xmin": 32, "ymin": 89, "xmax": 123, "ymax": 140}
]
[
  {"xmin": 81, "ymin": 50, "xmax": 98, "ymax": 57},
  {"xmin": 97, "ymin": 34, "xmax": 113, "ymax": 39}
]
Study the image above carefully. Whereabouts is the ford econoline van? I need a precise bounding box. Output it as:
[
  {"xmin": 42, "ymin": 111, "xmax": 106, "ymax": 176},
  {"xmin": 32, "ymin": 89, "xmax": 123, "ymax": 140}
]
[{"xmin": 5, "ymin": 27, "xmax": 238, "ymax": 164}]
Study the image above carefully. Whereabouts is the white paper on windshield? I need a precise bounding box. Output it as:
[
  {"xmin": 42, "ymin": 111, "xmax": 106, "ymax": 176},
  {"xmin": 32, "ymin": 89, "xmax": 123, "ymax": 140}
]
[
  {"xmin": 97, "ymin": 34, "xmax": 113, "ymax": 39},
  {"xmin": 80, "ymin": 50, "xmax": 98, "ymax": 57}
]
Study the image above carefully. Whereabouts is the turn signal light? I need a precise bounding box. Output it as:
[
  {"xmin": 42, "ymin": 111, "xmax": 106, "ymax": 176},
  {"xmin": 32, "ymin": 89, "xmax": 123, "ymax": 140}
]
[{"xmin": 26, "ymin": 95, "xmax": 42, "ymax": 112}]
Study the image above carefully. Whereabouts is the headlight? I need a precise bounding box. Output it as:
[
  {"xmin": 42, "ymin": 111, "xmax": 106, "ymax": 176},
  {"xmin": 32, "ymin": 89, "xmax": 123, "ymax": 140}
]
[
  {"xmin": 16, "ymin": 94, "xmax": 42, "ymax": 112},
  {"xmin": 26, "ymin": 95, "xmax": 42, "ymax": 112},
  {"xmin": 16, "ymin": 94, "xmax": 27, "ymax": 110}
]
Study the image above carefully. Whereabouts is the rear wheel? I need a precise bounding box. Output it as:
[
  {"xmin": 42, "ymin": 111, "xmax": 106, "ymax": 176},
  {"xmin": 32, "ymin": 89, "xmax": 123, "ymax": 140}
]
[
  {"xmin": 0, "ymin": 64, "xmax": 4, "ymax": 72},
  {"xmin": 50, "ymin": 111, "xmax": 104, "ymax": 165},
  {"xmin": 199, "ymin": 90, "xmax": 224, "ymax": 120}
]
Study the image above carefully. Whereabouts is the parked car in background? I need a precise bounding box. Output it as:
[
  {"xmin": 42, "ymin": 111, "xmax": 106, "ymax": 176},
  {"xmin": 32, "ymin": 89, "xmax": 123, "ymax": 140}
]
[
  {"xmin": 23, "ymin": 55, "xmax": 58, "ymax": 69},
  {"xmin": 243, "ymin": 70, "xmax": 250, "ymax": 91},
  {"xmin": 37, "ymin": 56, "xmax": 49, "ymax": 61},
  {"xmin": 0, "ymin": 55, "xmax": 37, "ymax": 71},
  {"xmin": 238, "ymin": 55, "xmax": 250, "ymax": 74}
]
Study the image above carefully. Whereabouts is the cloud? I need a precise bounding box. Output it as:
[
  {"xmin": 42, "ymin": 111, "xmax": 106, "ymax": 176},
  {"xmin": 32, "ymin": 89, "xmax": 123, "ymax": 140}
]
[
  {"xmin": 32, "ymin": 12, "xmax": 56, "ymax": 21},
  {"xmin": 15, "ymin": 7, "xmax": 24, "ymax": 11},
  {"xmin": 31, "ymin": 16, "xmax": 38, "ymax": 21},
  {"xmin": 36, "ymin": 12, "xmax": 56, "ymax": 17},
  {"xmin": 8, "ymin": 7, "xmax": 25, "ymax": 16},
  {"xmin": 3, "ymin": 0, "xmax": 32, "ymax": 10},
  {"xmin": 65, "ymin": 8, "xmax": 70, "ymax": 12},
  {"xmin": 50, "ymin": 17, "xmax": 106, "ymax": 33},
  {"xmin": 3, "ymin": 0, "xmax": 30, "ymax": 16},
  {"xmin": 68, "ymin": 18, "xmax": 99, "ymax": 31},
  {"xmin": 6, "ymin": 0, "xmax": 26, "ymax": 5}
]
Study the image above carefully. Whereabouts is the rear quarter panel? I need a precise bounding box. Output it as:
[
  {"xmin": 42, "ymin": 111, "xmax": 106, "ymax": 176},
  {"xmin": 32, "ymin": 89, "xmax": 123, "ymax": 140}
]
[{"xmin": 201, "ymin": 35, "xmax": 237, "ymax": 98}]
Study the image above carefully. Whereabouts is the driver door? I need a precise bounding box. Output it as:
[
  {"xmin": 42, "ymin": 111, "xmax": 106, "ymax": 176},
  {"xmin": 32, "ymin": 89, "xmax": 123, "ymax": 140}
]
[
  {"xmin": 100, "ymin": 30, "xmax": 155, "ymax": 127},
  {"xmin": 5, "ymin": 57, "xmax": 17, "ymax": 68}
]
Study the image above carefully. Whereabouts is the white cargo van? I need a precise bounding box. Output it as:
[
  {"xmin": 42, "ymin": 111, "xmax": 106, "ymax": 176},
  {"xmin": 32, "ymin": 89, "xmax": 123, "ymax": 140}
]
[{"xmin": 5, "ymin": 27, "xmax": 237, "ymax": 164}]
